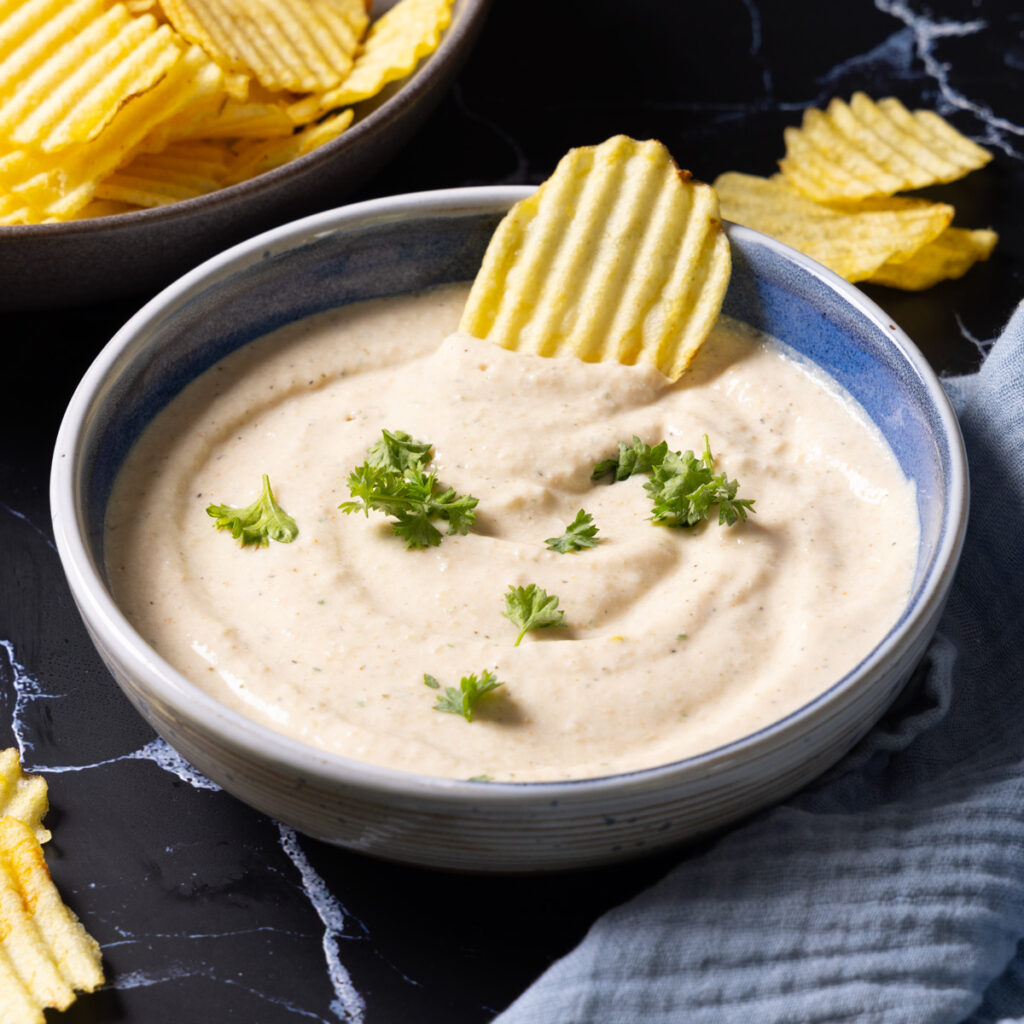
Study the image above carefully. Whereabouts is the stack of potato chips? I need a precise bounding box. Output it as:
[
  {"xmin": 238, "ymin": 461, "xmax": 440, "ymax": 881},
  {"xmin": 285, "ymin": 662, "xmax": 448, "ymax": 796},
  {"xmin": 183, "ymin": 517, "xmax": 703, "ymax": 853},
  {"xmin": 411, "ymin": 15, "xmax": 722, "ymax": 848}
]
[
  {"xmin": 714, "ymin": 94, "xmax": 997, "ymax": 290},
  {"xmin": 0, "ymin": 0, "xmax": 454, "ymax": 224}
]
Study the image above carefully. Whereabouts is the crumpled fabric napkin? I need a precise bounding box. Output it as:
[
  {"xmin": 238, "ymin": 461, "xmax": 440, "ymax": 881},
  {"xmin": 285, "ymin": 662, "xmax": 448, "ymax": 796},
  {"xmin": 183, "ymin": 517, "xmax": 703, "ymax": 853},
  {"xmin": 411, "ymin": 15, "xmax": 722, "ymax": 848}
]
[{"xmin": 495, "ymin": 299, "xmax": 1024, "ymax": 1024}]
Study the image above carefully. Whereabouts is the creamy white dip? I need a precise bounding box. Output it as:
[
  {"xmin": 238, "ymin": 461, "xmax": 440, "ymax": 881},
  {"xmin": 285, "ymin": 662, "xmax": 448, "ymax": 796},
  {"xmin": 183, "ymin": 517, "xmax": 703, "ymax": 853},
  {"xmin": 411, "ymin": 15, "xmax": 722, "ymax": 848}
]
[{"xmin": 105, "ymin": 282, "xmax": 918, "ymax": 781}]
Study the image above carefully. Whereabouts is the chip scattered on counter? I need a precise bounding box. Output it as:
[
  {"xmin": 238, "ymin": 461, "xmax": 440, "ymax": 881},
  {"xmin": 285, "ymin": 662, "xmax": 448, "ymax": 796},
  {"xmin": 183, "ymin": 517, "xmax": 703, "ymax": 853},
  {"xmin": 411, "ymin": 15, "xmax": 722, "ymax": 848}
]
[
  {"xmin": 459, "ymin": 135, "xmax": 731, "ymax": 381},
  {"xmin": 866, "ymin": 226, "xmax": 999, "ymax": 291},
  {"xmin": 0, "ymin": 750, "xmax": 104, "ymax": 1024},
  {"xmin": 0, "ymin": 749, "xmax": 49, "ymax": 844},
  {"xmin": 0, "ymin": 0, "xmax": 454, "ymax": 224},
  {"xmin": 779, "ymin": 93, "xmax": 992, "ymax": 202},
  {"xmin": 713, "ymin": 172, "xmax": 953, "ymax": 282},
  {"xmin": 717, "ymin": 94, "xmax": 996, "ymax": 290}
]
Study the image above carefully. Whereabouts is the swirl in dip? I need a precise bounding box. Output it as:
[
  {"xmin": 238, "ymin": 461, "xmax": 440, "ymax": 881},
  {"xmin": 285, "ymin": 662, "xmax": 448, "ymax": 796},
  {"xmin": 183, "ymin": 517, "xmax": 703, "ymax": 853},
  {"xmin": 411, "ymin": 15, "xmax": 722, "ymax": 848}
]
[{"xmin": 105, "ymin": 282, "xmax": 917, "ymax": 782}]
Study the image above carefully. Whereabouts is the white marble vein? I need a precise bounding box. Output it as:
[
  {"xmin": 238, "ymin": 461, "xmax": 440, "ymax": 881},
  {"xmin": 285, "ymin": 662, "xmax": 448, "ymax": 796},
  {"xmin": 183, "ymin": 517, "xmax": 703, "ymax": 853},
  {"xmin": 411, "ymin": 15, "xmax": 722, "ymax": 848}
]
[
  {"xmin": 874, "ymin": 0, "xmax": 1024, "ymax": 157},
  {"xmin": 739, "ymin": 0, "xmax": 773, "ymax": 95},
  {"xmin": 278, "ymin": 824, "xmax": 367, "ymax": 1024},
  {"xmin": 1, "ymin": 636, "xmax": 371, "ymax": 1022},
  {"xmin": 113, "ymin": 964, "xmax": 339, "ymax": 1022},
  {"xmin": 955, "ymin": 313, "xmax": 994, "ymax": 361},
  {"xmin": 1, "ymin": 502, "xmax": 56, "ymax": 553},
  {"xmin": 1, "ymin": 638, "xmax": 60, "ymax": 757}
]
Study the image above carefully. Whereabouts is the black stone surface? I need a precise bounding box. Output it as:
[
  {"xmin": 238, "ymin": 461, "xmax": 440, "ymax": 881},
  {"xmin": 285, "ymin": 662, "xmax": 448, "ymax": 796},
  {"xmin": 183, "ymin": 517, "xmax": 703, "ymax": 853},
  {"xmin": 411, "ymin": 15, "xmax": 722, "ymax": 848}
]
[{"xmin": 2, "ymin": 2, "xmax": 1023, "ymax": 1021}]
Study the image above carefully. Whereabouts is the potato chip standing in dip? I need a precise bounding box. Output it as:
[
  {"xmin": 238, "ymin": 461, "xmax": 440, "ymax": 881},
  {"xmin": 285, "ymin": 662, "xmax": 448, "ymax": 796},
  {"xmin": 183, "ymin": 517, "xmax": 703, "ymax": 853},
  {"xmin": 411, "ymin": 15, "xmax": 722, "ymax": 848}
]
[{"xmin": 459, "ymin": 135, "xmax": 732, "ymax": 381}]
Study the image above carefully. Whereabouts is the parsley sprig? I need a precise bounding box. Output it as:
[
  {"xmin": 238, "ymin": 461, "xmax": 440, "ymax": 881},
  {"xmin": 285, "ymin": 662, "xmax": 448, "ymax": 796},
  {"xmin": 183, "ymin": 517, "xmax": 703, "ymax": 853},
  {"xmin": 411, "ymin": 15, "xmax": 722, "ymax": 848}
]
[
  {"xmin": 206, "ymin": 473, "xmax": 298, "ymax": 547},
  {"xmin": 340, "ymin": 430, "xmax": 479, "ymax": 549},
  {"xmin": 427, "ymin": 670, "xmax": 504, "ymax": 722},
  {"xmin": 545, "ymin": 509, "xmax": 599, "ymax": 553},
  {"xmin": 503, "ymin": 584, "xmax": 567, "ymax": 646},
  {"xmin": 593, "ymin": 434, "xmax": 754, "ymax": 527}
]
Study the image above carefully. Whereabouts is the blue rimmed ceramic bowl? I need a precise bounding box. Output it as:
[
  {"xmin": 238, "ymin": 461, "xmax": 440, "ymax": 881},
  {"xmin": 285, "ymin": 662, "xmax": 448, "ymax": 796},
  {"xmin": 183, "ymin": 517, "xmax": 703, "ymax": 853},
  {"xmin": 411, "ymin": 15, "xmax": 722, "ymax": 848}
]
[{"xmin": 50, "ymin": 187, "xmax": 968, "ymax": 873}]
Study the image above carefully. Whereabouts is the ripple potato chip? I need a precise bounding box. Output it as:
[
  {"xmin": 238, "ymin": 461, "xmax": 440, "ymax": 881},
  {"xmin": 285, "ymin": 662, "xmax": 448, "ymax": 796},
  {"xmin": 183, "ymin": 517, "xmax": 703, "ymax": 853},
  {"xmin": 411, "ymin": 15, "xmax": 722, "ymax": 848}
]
[
  {"xmin": 95, "ymin": 147, "xmax": 226, "ymax": 206},
  {"xmin": 0, "ymin": 43, "xmax": 225, "ymax": 219},
  {"xmin": 160, "ymin": 0, "xmax": 369, "ymax": 93},
  {"xmin": 0, "ymin": 817, "xmax": 104, "ymax": 1024},
  {"xmin": 867, "ymin": 226, "xmax": 998, "ymax": 291},
  {"xmin": 0, "ymin": 749, "xmax": 48, "ymax": 844},
  {"xmin": 0, "ymin": 0, "xmax": 454, "ymax": 222},
  {"xmin": 0, "ymin": 2, "xmax": 181, "ymax": 152},
  {"xmin": 714, "ymin": 171, "xmax": 953, "ymax": 282},
  {"xmin": 0, "ymin": 751, "xmax": 104, "ymax": 1024},
  {"xmin": 460, "ymin": 135, "xmax": 731, "ymax": 381},
  {"xmin": 779, "ymin": 93, "xmax": 992, "ymax": 202},
  {"xmin": 285, "ymin": 0, "xmax": 454, "ymax": 123},
  {"xmin": 225, "ymin": 105, "xmax": 353, "ymax": 183}
]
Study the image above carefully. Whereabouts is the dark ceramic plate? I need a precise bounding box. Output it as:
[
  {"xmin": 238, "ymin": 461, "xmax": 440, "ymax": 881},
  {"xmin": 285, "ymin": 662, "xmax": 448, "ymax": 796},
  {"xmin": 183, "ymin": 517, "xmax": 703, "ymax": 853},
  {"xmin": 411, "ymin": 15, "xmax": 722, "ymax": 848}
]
[{"xmin": 0, "ymin": 0, "xmax": 489, "ymax": 311}]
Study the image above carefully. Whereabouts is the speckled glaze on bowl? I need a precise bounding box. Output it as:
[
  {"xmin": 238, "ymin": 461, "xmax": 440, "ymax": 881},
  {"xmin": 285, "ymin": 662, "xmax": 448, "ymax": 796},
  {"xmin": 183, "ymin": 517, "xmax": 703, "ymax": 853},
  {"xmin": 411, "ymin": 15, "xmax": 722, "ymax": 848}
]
[
  {"xmin": 0, "ymin": 0, "xmax": 489, "ymax": 312},
  {"xmin": 50, "ymin": 188, "xmax": 968, "ymax": 873}
]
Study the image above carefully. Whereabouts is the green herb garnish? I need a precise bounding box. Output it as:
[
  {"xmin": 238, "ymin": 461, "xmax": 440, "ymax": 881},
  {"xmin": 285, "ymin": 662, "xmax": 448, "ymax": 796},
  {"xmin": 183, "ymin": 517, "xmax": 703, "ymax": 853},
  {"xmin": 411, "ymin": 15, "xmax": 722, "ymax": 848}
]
[
  {"xmin": 367, "ymin": 429, "xmax": 433, "ymax": 473},
  {"xmin": 592, "ymin": 436, "xmax": 669, "ymax": 481},
  {"xmin": 432, "ymin": 670, "xmax": 504, "ymax": 722},
  {"xmin": 340, "ymin": 430, "xmax": 479, "ymax": 549},
  {"xmin": 545, "ymin": 509, "xmax": 599, "ymax": 553},
  {"xmin": 423, "ymin": 673, "xmax": 441, "ymax": 689},
  {"xmin": 206, "ymin": 473, "xmax": 298, "ymax": 547},
  {"xmin": 593, "ymin": 434, "xmax": 754, "ymax": 527},
  {"xmin": 503, "ymin": 583, "xmax": 567, "ymax": 646}
]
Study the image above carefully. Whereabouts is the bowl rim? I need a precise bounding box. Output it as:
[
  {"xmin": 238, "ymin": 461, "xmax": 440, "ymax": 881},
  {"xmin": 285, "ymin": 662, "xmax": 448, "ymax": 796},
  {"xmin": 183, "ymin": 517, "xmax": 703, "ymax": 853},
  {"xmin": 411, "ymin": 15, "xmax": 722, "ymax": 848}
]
[
  {"xmin": 50, "ymin": 185, "xmax": 969, "ymax": 805},
  {"xmin": 0, "ymin": 0, "xmax": 489, "ymax": 239}
]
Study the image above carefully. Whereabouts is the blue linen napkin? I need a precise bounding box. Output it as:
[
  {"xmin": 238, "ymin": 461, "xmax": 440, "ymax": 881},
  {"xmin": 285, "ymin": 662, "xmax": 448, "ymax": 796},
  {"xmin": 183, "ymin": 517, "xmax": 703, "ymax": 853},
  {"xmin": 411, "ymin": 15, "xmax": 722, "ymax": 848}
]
[{"xmin": 495, "ymin": 299, "xmax": 1024, "ymax": 1024}]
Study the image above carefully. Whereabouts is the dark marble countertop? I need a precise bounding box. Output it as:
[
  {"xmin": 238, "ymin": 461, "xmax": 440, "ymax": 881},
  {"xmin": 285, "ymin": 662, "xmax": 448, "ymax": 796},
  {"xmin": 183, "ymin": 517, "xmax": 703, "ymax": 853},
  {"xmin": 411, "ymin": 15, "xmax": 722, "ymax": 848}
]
[{"xmin": 2, "ymin": 1, "xmax": 1023, "ymax": 1021}]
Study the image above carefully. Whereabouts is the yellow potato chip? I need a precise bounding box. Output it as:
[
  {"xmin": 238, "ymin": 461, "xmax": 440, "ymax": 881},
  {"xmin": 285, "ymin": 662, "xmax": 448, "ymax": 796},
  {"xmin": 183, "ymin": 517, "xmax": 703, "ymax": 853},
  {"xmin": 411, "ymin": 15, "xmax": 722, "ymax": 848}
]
[
  {"xmin": 95, "ymin": 143, "xmax": 229, "ymax": 205},
  {"xmin": 0, "ymin": 749, "xmax": 49, "ymax": 844},
  {"xmin": 714, "ymin": 171, "xmax": 954, "ymax": 282},
  {"xmin": 0, "ymin": 0, "xmax": 106, "ymax": 111},
  {"xmin": 459, "ymin": 135, "xmax": 731, "ymax": 381},
  {"xmin": 0, "ymin": 816, "xmax": 104, "ymax": 1024},
  {"xmin": 180, "ymin": 97, "xmax": 295, "ymax": 139},
  {"xmin": 225, "ymin": 105, "xmax": 352, "ymax": 183},
  {"xmin": 0, "ymin": 193, "xmax": 35, "ymax": 225},
  {"xmin": 779, "ymin": 93, "xmax": 992, "ymax": 201},
  {"xmin": 285, "ymin": 0, "xmax": 452, "ymax": 124},
  {"xmin": 160, "ymin": 0, "xmax": 369, "ymax": 93},
  {"xmin": 0, "ymin": 5, "xmax": 184, "ymax": 152},
  {"xmin": 867, "ymin": 226, "xmax": 998, "ymax": 290},
  {"xmin": 0, "ymin": 43, "xmax": 224, "ymax": 220},
  {"xmin": 68, "ymin": 197, "xmax": 141, "ymax": 217}
]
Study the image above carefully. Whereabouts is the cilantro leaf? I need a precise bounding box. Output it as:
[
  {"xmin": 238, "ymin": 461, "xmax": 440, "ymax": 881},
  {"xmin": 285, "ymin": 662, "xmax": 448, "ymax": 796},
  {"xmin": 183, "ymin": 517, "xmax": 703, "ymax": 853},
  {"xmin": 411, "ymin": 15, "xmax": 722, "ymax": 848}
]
[
  {"xmin": 432, "ymin": 670, "xmax": 504, "ymax": 722},
  {"xmin": 423, "ymin": 673, "xmax": 441, "ymax": 689},
  {"xmin": 340, "ymin": 430, "xmax": 479, "ymax": 549},
  {"xmin": 594, "ymin": 434, "xmax": 754, "ymax": 528},
  {"xmin": 503, "ymin": 583, "xmax": 567, "ymax": 646},
  {"xmin": 206, "ymin": 473, "xmax": 298, "ymax": 547},
  {"xmin": 545, "ymin": 509, "xmax": 599, "ymax": 553}
]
